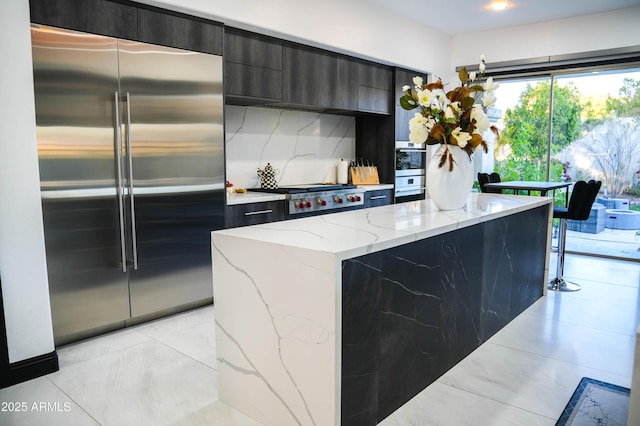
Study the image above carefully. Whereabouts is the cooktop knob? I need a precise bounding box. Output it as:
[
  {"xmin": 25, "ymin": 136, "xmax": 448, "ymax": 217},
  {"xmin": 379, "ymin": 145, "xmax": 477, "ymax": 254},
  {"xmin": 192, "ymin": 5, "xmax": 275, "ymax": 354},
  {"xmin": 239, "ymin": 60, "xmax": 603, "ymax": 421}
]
[
  {"xmin": 334, "ymin": 196, "xmax": 343, "ymax": 204},
  {"xmin": 317, "ymin": 198, "xmax": 327, "ymax": 206}
]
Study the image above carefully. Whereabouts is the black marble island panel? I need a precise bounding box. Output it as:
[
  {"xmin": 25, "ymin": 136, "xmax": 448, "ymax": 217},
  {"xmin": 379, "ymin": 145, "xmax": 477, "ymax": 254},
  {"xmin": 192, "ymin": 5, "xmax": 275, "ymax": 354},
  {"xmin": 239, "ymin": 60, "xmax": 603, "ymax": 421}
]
[{"xmin": 342, "ymin": 205, "xmax": 549, "ymax": 425}]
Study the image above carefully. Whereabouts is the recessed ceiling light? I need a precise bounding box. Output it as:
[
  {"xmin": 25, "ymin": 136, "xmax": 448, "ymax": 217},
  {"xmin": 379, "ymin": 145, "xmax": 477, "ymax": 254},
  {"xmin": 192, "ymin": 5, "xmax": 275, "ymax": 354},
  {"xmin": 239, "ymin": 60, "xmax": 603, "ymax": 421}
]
[{"xmin": 488, "ymin": 1, "xmax": 511, "ymax": 11}]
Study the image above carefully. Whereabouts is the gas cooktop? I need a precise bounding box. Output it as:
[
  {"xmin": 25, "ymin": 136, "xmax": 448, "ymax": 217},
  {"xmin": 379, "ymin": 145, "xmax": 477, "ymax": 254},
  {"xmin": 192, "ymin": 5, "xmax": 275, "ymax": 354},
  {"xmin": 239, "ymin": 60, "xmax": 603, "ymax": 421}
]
[{"xmin": 249, "ymin": 184, "xmax": 364, "ymax": 216}]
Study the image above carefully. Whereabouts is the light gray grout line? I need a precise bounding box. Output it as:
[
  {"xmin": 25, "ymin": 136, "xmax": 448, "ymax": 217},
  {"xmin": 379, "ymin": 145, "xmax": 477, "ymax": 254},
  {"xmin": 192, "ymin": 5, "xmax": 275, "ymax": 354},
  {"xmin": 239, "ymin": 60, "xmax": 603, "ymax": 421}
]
[
  {"xmin": 133, "ymin": 307, "xmax": 218, "ymax": 370},
  {"xmin": 431, "ymin": 381, "xmax": 558, "ymax": 421},
  {"xmin": 45, "ymin": 376, "xmax": 104, "ymax": 425},
  {"xmin": 481, "ymin": 339, "xmax": 632, "ymax": 383},
  {"xmin": 487, "ymin": 335, "xmax": 634, "ymax": 379},
  {"xmin": 516, "ymin": 302, "xmax": 639, "ymax": 338},
  {"xmin": 51, "ymin": 314, "xmax": 219, "ymax": 424},
  {"xmin": 53, "ymin": 330, "xmax": 153, "ymax": 370},
  {"xmin": 552, "ymin": 274, "xmax": 640, "ymax": 289},
  {"xmin": 54, "ymin": 306, "xmax": 216, "ymax": 370},
  {"xmin": 146, "ymin": 333, "xmax": 219, "ymax": 372}
]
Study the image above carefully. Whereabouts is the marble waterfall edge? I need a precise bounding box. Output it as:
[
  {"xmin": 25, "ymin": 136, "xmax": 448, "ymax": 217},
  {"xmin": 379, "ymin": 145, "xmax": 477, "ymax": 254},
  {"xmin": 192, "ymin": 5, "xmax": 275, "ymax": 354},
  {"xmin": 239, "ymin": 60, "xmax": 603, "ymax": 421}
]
[
  {"xmin": 212, "ymin": 234, "xmax": 339, "ymax": 426},
  {"xmin": 211, "ymin": 194, "xmax": 554, "ymax": 425}
]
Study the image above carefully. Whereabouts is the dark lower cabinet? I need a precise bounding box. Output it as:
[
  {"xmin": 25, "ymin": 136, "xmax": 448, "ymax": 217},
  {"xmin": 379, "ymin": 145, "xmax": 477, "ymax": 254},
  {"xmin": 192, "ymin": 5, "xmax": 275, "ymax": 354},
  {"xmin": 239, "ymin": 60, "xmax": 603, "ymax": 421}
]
[
  {"xmin": 364, "ymin": 189, "xmax": 393, "ymax": 207},
  {"xmin": 225, "ymin": 201, "xmax": 285, "ymax": 228}
]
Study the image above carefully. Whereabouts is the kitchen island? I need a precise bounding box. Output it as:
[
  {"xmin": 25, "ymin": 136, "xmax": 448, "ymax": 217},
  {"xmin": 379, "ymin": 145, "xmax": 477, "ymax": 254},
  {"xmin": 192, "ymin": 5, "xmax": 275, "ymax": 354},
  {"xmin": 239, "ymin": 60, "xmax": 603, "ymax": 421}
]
[{"xmin": 211, "ymin": 193, "xmax": 553, "ymax": 426}]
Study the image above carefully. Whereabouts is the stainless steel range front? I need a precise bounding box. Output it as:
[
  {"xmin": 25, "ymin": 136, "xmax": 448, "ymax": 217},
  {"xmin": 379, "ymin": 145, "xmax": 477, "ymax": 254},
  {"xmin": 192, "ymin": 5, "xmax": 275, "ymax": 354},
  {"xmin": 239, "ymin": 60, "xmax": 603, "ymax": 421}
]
[{"xmin": 250, "ymin": 184, "xmax": 365, "ymax": 217}]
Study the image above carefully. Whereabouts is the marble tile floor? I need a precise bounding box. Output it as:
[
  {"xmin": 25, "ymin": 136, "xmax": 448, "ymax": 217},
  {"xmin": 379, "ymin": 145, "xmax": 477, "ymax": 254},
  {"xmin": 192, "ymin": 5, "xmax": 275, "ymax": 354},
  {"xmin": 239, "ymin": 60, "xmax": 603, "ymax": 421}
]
[{"xmin": 1, "ymin": 254, "xmax": 638, "ymax": 426}]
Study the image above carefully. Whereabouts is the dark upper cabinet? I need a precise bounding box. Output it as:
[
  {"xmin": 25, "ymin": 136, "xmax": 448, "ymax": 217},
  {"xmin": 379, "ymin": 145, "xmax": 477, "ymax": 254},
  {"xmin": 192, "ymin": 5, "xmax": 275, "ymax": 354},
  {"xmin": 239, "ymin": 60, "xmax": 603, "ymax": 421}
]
[
  {"xmin": 283, "ymin": 43, "xmax": 358, "ymax": 111},
  {"xmin": 224, "ymin": 28, "xmax": 392, "ymax": 114},
  {"xmin": 224, "ymin": 29, "xmax": 283, "ymax": 102},
  {"xmin": 30, "ymin": 0, "xmax": 223, "ymax": 54},
  {"xmin": 29, "ymin": 0, "xmax": 137, "ymax": 40},
  {"xmin": 137, "ymin": 8, "xmax": 222, "ymax": 55},
  {"xmin": 357, "ymin": 61, "xmax": 392, "ymax": 115},
  {"xmin": 395, "ymin": 68, "xmax": 427, "ymax": 141},
  {"xmin": 225, "ymin": 29, "xmax": 282, "ymax": 69}
]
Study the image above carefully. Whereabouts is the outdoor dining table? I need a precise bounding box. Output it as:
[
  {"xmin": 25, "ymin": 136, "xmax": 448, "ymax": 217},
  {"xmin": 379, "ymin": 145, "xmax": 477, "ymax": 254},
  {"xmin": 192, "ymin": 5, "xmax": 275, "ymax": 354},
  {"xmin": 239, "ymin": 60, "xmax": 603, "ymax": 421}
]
[{"xmin": 483, "ymin": 180, "xmax": 572, "ymax": 205}]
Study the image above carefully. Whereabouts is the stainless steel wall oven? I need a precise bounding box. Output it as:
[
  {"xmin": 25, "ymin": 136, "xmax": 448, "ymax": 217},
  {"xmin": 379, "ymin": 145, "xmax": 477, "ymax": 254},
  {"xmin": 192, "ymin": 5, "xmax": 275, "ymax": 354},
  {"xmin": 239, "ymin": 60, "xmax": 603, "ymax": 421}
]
[{"xmin": 395, "ymin": 141, "xmax": 426, "ymax": 201}]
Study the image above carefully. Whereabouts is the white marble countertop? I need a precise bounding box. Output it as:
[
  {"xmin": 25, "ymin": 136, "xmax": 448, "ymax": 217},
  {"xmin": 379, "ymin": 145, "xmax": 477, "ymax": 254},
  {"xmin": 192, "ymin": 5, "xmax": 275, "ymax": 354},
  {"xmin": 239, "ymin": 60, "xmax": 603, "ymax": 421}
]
[
  {"xmin": 226, "ymin": 191, "xmax": 287, "ymax": 205},
  {"xmin": 226, "ymin": 184, "xmax": 394, "ymax": 205},
  {"xmin": 214, "ymin": 193, "xmax": 553, "ymax": 260},
  {"xmin": 357, "ymin": 183, "xmax": 394, "ymax": 191}
]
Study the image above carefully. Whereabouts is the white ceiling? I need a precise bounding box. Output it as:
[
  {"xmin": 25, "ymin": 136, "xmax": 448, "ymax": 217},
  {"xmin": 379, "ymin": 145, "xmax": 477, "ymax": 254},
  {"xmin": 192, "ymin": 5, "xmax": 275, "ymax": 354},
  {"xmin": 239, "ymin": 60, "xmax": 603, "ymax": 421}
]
[{"xmin": 367, "ymin": 0, "xmax": 640, "ymax": 35}]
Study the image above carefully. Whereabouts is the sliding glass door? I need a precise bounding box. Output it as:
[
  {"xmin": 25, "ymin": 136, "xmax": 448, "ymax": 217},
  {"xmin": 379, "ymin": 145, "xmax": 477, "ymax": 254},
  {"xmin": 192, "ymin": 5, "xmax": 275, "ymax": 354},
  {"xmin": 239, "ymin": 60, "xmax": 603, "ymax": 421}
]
[
  {"xmin": 555, "ymin": 70, "xmax": 640, "ymax": 260},
  {"xmin": 486, "ymin": 67, "xmax": 640, "ymax": 260}
]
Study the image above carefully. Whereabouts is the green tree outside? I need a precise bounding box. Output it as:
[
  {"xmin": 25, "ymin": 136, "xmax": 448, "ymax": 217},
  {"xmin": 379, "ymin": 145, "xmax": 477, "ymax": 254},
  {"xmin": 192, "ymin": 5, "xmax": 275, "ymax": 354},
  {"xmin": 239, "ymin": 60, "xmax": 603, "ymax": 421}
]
[
  {"xmin": 495, "ymin": 80, "xmax": 583, "ymax": 182},
  {"xmin": 606, "ymin": 78, "xmax": 640, "ymax": 118}
]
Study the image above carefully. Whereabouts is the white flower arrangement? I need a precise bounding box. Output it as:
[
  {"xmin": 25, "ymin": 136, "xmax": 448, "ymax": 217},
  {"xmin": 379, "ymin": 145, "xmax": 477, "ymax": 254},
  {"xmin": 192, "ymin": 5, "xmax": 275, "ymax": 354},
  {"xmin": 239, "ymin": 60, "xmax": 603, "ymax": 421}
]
[{"xmin": 399, "ymin": 56, "xmax": 500, "ymax": 170}]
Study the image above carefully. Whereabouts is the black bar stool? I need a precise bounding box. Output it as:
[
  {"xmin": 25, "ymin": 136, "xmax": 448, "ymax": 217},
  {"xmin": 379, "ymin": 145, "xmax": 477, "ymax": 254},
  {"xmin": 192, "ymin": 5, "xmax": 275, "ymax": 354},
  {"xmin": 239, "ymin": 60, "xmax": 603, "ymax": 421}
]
[{"xmin": 548, "ymin": 180, "xmax": 602, "ymax": 292}]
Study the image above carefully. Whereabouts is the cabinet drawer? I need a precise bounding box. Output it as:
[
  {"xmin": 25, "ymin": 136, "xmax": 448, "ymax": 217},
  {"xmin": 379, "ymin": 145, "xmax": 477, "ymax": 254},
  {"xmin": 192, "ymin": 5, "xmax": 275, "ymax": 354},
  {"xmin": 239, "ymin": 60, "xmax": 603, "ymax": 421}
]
[
  {"xmin": 365, "ymin": 189, "xmax": 393, "ymax": 207},
  {"xmin": 226, "ymin": 201, "xmax": 285, "ymax": 228}
]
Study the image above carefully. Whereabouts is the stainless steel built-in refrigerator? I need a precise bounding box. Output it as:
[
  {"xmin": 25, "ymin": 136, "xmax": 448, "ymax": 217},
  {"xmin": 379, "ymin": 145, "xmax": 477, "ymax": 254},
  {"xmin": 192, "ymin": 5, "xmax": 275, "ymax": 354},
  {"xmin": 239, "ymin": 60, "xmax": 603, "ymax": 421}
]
[{"xmin": 31, "ymin": 25, "xmax": 225, "ymax": 345}]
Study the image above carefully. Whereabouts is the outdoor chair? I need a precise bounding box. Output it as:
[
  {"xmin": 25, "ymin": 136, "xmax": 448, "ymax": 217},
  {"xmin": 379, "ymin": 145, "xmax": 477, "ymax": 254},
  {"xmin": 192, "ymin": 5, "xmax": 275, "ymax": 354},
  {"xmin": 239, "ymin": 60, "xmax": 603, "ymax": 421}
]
[
  {"xmin": 549, "ymin": 180, "xmax": 602, "ymax": 291},
  {"xmin": 478, "ymin": 172, "xmax": 503, "ymax": 194}
]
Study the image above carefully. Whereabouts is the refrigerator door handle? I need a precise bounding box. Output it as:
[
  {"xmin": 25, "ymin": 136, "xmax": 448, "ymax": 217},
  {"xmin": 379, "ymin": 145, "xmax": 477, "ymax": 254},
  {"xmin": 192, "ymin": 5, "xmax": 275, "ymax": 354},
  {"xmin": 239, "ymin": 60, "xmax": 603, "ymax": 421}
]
[
  {"xmin": 114, "ymin": 92, "xmax": 127, "ymax": 273},
  {"xmin": 125, "ymin": 92, "xmax": 139, "ymax": 270}
]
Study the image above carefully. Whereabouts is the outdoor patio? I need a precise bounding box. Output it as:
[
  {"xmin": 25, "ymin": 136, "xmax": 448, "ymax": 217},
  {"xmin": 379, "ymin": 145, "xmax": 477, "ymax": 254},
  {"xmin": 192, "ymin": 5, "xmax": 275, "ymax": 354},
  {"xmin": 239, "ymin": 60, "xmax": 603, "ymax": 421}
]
[{"xmin": 557, "ymin": 227, "xmax": 640, "ymax": 261}]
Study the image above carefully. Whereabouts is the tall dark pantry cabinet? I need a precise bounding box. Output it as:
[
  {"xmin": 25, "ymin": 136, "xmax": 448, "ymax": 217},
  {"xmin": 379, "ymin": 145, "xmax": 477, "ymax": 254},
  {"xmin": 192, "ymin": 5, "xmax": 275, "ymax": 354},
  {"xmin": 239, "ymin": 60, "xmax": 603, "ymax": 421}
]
[{"xmin": 30, "ymin": 3, "xmax": 225, "ymax": 345}]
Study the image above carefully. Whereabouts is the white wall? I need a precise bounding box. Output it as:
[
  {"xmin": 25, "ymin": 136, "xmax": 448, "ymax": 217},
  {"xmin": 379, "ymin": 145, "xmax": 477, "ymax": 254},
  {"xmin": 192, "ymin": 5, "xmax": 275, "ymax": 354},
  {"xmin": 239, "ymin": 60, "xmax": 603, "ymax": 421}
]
[
  {"xmin": 452, "ymin": 7, "xmax": 640, "ymax": 69},
  {"xmin": 137, "ymin": 0, "xmax": 455, "ymax": 82},
  {"xmin": 0, "ymin": 0, "xmax": 55, "ymax": 362}
]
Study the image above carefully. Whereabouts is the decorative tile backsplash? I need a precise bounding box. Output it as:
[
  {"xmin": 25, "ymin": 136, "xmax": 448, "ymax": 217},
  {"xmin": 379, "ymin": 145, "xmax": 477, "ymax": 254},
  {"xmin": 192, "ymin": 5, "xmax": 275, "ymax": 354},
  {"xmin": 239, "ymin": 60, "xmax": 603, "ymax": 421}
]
[{"xmin": 225, "ymin": 105, "xmax": 356, "ymax": 189}]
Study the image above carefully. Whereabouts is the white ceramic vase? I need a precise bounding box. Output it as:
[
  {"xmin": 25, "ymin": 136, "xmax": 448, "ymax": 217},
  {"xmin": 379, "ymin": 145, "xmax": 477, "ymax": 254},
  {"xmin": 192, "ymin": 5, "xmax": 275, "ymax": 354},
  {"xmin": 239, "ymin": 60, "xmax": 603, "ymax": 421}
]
[{"xmin": 426, "ymin": 144, "xmax": 474, "ymax": 210}]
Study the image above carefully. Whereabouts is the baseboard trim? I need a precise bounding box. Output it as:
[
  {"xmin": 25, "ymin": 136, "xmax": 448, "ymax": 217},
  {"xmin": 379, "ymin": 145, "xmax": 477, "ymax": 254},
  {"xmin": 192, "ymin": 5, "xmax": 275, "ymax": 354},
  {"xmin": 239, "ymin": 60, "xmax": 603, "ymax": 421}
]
[
  {"xmin": 0, "ymin": 350, "xmax": 59, "ymax": 389},
  {"xmin": 0, "ymin": 276, "xmax": 59, "ymax": 389}
]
